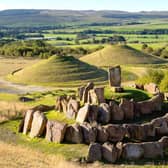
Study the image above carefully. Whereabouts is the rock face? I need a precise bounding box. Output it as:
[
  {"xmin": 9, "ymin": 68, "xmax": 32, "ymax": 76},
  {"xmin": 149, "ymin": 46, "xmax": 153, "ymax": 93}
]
[
  {"xmin": 23, "ymin": 110, "xmax": 35, "ymax": 134},
  {"xmin": 109, "ymin": 101, "xmax": 124, "ymax": 121},
  {"xmin": 88, "ymin": 87, "xmax": 105, "ymax": 104},
  {"xmin": 98, "ymin": 103, "xmax": 111, "ymax": 124},
  {"xmin": 29, "ymin": 111, "xmax": 47, "ymax": 138},
  {"xmin": 66, "ymin": 99, "xmax": 80, "ymax": 119},
  {"xmin": 64, "ymin": 123, "xmax": 83, "ymax": 144},
  {"xmin": 101, "ymin": 142, "xmax": 119, "ymax": 163},
  {"xmin": 144, "ymin": 83, "xmax": 160, "ymax": 94},
  {"xmin": 76, "ymin": 104, "xmax": 90, "ymax": 123},
  {"xmin": 87, "ymin": 143, "xmax": 102, "ymax": 163},
  {"xmin": 45, "ymin": 121, "xmax": 67, "ymax": 143},
  {"xmin": 122, "ymin": 143, "xmax": 144, "ymax": 160},
  {"xmin": 108, "ymin": 66, "xmax": 121, "ymax": 87},
  {"xmin": 142, "ymin": 142, "xmax": 163, "ymax": 159},
  {"xmin": 82, "ymin": 82, "xmax": 94, "ymax": 103},
  {"xmin": 119, "ymin": 98, "xmax": 134, "ymax": 120},
  {"xmin": 81, "ymin": 122, "xmax": 97, "ymax": 144},
  {"xmin": 106, "ymin": 124, "xmax": 128, "ymax": 142}
]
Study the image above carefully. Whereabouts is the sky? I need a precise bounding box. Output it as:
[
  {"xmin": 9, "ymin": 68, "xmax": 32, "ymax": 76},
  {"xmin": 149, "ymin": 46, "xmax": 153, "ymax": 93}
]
[{"xmin": 0, "ymin": 0, "xmax": 168, "ymax": 12}]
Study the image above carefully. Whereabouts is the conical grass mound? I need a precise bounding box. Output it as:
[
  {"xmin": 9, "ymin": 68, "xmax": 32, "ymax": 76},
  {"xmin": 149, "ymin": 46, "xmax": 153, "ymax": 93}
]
[
  {"xmin": 8, "ymin": 55, "xmax": 108, "ymax": 87},
  {"xmin": 80, "ymin": 44, "xmax": 166, "ymax": 67}
]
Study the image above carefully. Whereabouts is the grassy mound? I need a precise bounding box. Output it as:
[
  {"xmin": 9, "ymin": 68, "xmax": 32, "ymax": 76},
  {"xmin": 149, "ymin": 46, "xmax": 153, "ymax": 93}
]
[
  {"xmin": 80, "ymin": 44, "xmax": 166, "ymax": 67},
  {"xmin": 7, "ymin": 55, "xmax": 108, "ymax": 87}
]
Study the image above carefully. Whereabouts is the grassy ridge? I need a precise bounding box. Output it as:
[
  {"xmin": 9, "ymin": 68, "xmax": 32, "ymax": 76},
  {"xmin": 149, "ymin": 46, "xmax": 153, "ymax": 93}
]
[
  {"xmin": 80, "ymin": 44, "xmax": 167, "ymax": 67},
  {"xmin": 8, "ymin": 55, "xmax": 108, "ymax": 86}
]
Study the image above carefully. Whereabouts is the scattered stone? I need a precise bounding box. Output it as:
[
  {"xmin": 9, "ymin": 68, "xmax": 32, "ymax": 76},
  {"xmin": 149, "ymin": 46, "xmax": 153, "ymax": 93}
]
[
  {"xmin": 29, "ymin": 111, "xmax": 47, "ymax": 138},
  {"xmin": 102, "ymin": 142, "xmax": 119, "ymax": 163},
  {"xmin": 134, "ymin": 83, "xmax": 144, "ymax": 90},
  {"xmin": 66, "ymin": 99, "xmax": 80, "ymax": 119},
  {"xmin": 81, "ymin": 122, "xmax": 97, "ymax": 144},
  {"xmin": 45, "ymin": 120, "xmax": 67, "ymax": 143},
  {"xmin": 76, "ymin": 104, "xmax": 90, "ymax": 123},
  {"xmin": 109, "ymin": 100, "xmax": 124, "ymax": 121},
  {"xmin": 144, "ymin": 83, "xmax": 160, "ymax": 94},
  {"xmin": 98, "ymin": 103, "xmax": 111, "ymax": 124},
  {"xmin": 64, "ymin": 123, "xmax": 83, "ymax": 144},
  {"xmin": 119, "ymin": 98, "xmax": 134, "ymax": 120},
  {"xmin": 23, "ymin": 109, "xmax": 35, "ymax": 134},
  {"xmin": 87, "ymin": 143, "xmax": 102, "ymax": 163},
  {"xmin": 142, "ymin": 142, "xmax": 163, "ymax": 159},
  {"xmin": 122, "ymin": 143, "xmax": 144, "ymax": 160}
]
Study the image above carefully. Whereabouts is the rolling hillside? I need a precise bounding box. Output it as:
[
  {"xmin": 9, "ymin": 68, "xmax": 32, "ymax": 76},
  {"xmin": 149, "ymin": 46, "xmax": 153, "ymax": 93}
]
[
  {"xmin": 80, "ymin": 44, "xmax": 167, "ymax": 67},
  {"xmin": 7, "ymin": 55, "xmax": 108, "ymax": 86}
]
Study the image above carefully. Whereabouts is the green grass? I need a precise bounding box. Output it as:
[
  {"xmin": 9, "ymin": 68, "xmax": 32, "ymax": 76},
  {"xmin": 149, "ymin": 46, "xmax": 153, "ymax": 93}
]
[
  {"xmin": 0, "ymin": 93, "xmax": 19, "ymax": 101},
  {"xmin": 80, "ymin": 44, "xmax": 167, "ymax": 67},
  {"xmin": 7, "ymin": 55, "xmax": 108, "ymax": 87}
]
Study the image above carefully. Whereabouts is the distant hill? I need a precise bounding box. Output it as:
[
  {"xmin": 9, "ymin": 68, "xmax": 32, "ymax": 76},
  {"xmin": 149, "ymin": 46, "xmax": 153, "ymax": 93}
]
[
  {"xmin": 80, "ymin": 45, "xmax": 167, "ymax": 67},
  {"xmin": 0, "ymin": 9, "xmax": 168, "ymax": 27},
  {"xmin": 8, "ymin": 55, "xmax": 108, "ymax": 87}
]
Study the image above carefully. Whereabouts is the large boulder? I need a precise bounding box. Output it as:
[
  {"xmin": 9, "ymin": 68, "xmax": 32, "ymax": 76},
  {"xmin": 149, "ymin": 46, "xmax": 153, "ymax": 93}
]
[
  {"xmin": 98, "ymin": 103, "xmax": 111, "ymax": 124},
  {"xmin": 101, "ymin": 142, "xmax": 120, "ymax": 163},
  {"xmin": 119, "ymin": 98, "xmax": 134, "ymax": 120},
  {"xmin": 29, "ymin": 111, "xmax": 47, "ymax": 138},
  {"xmin": 122, "ymin": 143, "xmax": 144, "ymax": 160},
  {"xmin": 141, "ymin": 123, "xmax": 155, "ymax": 140},
  {"xmin": 45, "ymin": 120, "xmax": 67, "ymax": 143},
  {"xmin": 142, "ymin": 142, "xmax": 163, "ymax": 159},
  {"xmin": 109, "ymin": 101, "xmax": 124, "ymax": 121},
  {"xmin": 97, "ymin": 125, "xmax": 109, "ymax": 143},
  {"xmin": 64, "ymin": 123, "xmax": 83, "ymax": 144},
  {"xmin": 159, "ymin": 136, "xmax": 168, "ymax": 148},
  {"xmin": 88, "ymin": 87, "xmax": 105, "ymax": 104},
  {"xmin": 144, "ymin": 83, "xmax": 160, "ymax": 94},
  {"xmin": 82, "ymin": 82, "xmax": 94, "ymax": 103},
  {"xmin": 76, "ymin": 104, "xmax": 90, "ymax": 123},
  {"xmin": 66, "ymin": 99, "xmax": 80, "ymax": 119},
  {"xmin": 87, "ymin": 105, "xmax": 98, "ymax": 123},
  {"xmin": 105, "ymin": 124, "xmax": 128, "ymax": 142},
  {"xmin": 23, "ymin": 109, "xmax": 35, "ymax": 134},
  {"xmin": 87, "ymin": 143, "xmax": 102, "ymax": 163},
  {"xmin": 81, "ymin": 122, "xmax": 97, "ymax": 144}
]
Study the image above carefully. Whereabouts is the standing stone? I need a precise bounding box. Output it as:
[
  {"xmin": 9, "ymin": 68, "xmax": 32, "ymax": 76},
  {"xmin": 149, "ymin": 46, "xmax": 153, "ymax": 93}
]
[
  {"xmin": 142, "ymin": 142, "xmax": 163, "ymax": 159},
  {"xmin": 76, "ymin": 104, "xmax": 90, "ymax": 123},
  {"xmin": 64, "ymin": 123, "xmax": 83, "ymax": 144},
  {"xmin": 45, "ymin": 120, "xmax": 67, "ymax": 143},
  {"xmin": 78, "ymin": 86, "xmax": 85, "ymax": 101},
  {"xmin": 82, "ymin": 82, "xmax": 94, "ymax": 103},
  {"xmin": 98, "ymin": 103, "xmax": 111, "ymax": 124},
  {"xmin": 141, "ymin": 123, "xmax": 155, "ymax": 140},
  {"xmin": 108, "ymin": 66, "xmax": 121, "ymax": 87},
  {"xmin": 102, "ymin": 142, "xmax": 119, "ymax": 163},
  {"xmin": 87, "ymin": 143, "xmax": 102, "ymax": 163},
  {"xmin": 97, "ymin": 125, "xmax": 109, "ymax": 143},
  {"xmin": 119, "ymin": 98, "xmax": 134, "ymax": 120},
  {"xmin": 66, "ymin": 99, "xmax": 80, "ymax": 119},
  {"xmin": 18, "ymin": 116, "xmax": 25, "ymax": 133},
  {"xmin": 29, "ymin": 111, "xmax": 47, "ymax": 138},
  {"xmin": 87, "ymin": 105, "xmax": 98, "ymax": 123},
  {"xmin": 81, "ymin": 122, "xmax": 97, "ymax": 144},
  {"xmin": 55, "ymin": 95, "xmax": 68, "ymax": 113},
  {"xmin": 88, "ymin": 87, "xmax": 105, "ymax": 104},
  {"xmin": 109, "ymin": 101, "xmax": 124, "ymax": 121},
  {"xmin": 105, "ymin": 124, "xmax": 128, "ymax": 142},
  {"xmin": 122, "ymin": 143, "xmax": 144, "ymax": 160},
  {"xmin": 23, "ymin": 109, "xmax": 35, "ymax": 134},
  {"xmin": 156, "ymin": 121, "xmax": 168, "ymax": 136},
  {"xmin": 159, "ymin": 136, "xmax": 168, "ymax": 148}
]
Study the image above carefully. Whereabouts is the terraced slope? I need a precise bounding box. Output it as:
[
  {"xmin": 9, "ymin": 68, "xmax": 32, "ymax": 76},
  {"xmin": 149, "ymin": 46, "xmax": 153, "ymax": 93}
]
[
  {"xmin": 80, "ymin": 45, "xmax": 167, "ymax": 67},
  {"xmin": 8, "ymin": 55, "xmax": 108, "ymax": 87}
]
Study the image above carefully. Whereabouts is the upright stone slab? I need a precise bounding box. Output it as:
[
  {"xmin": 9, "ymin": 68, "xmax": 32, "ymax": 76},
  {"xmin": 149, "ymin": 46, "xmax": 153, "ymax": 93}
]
[
  {"xmin": 108, "ymin": 66, "xmax": 121, "ymax": 87},
  {"xmin": 82, "ymin": 82, "xmax": 94, "ymax": 103},
  {"xmin": 45, "ymin": 120, "xmax": 67, "ymax": 143},
  {"xmin": 144, "ymin": 83, "xmax": 160, "ymax": 94},
  {"xmin": 78, "ymin": 86, "xmax": 85, "ymax": 101},
  {"xmin": 29, "ymin": 111, "xmax": 47, "ymax": 138},
  {"xmin": 76, "ymin": 104, "xmax": 90, "ymax": 123},
  {"xmin": 66, "ymin": 99, "xmax": 80, "ymax": 119},
  {"xmin": 23, "ymin": 109, "xmax": 35, "ymax": 134},
  {"xmin": 55, "ymin": 95, "xmax": 68, "ymax": 113}
]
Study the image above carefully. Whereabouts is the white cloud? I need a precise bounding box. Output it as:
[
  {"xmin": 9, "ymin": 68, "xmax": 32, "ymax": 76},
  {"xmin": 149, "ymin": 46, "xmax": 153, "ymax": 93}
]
[{"xmin": 0, "ymin": 3, "xmax": 9, "ymax": 10}]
